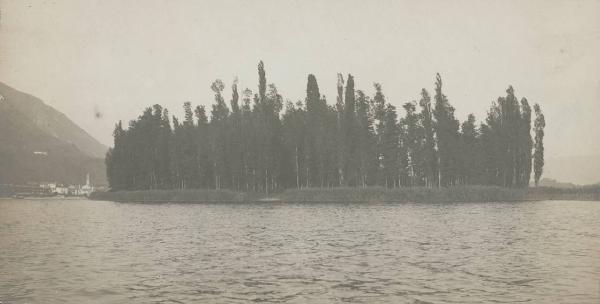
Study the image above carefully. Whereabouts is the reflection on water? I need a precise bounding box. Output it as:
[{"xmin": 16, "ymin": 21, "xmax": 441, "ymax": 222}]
[{"xmin": 1, "ymin": 199, "xmax": 599, "ymax": 303}]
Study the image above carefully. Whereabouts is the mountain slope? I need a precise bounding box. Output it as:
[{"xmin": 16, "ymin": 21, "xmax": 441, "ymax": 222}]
[
  {"xmin": 0, "ymin": 82, "xmax": 107, "ymax": 185},
  {"xmin": 0, "ymin": 81, "xmax": 107, "ymax": 158}
]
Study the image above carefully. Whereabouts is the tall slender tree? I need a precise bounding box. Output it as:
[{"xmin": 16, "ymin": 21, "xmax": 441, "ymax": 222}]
[
  {"xmin": 433, "ymin": 73, "xmax": 460, "ymax": 187},
  {"xmin": 342, "ymin": 74, "xmax": 358, "ymax": 186},
  {"xmin": 305, "ymin": 74, "xmax": 323, "ymax": 187},
  {"xmin": 355, "ymin": 90, "xmax": 375, "ymax": 187},
  {"xmin": 210, "ymin": 80, "xmax": 229, "ymax": 189},
  {"xmin": 372, "ymin": 83, "xmax": 387, "ymax": 185},
  {"xmin": 533, "ymin": 103, "xmax": 545, "ymax": 186},
  {"xmin": 458, "ymin": 114, "xmax": 480, "ymax": 185},
  {"xmin": 335, "ymin": 73, "xmax": 345, "ymax": 186},
  {"xmin": 402, "ymin": 101, "xmax": 425, "ymax": 186},
  {"xmin": 419, "ymin": 89, "xmax": 437, "ymax": 187},
  {"xmin": 518, "ymin": 98, "xmax": 533, "ymax": 187},
  {"xmin": 381, "ymin": 104, "xmax": 400, "ymax": 187}
]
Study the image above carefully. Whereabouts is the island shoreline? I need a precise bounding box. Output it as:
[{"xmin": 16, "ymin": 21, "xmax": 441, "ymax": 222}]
[{"xmin": 89, "ymin": 186, "xmax": 600, "ymax": 203}]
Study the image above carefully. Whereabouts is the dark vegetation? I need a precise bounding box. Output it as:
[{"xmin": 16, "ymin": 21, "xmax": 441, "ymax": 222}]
[{"xmin": 105, "ymin": 61, "xmax": 546, "ymax": 194}]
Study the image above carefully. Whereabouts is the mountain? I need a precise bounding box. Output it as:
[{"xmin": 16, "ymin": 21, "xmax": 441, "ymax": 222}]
[
  {"xmin": 0, "ymin": 82, "xmax": 107, "ymax": 186},
  {"xmin": 0, "ymin": 82, "xmax": 107, "ymax": 158},
  {"xmin": 544, "ymin": 154, "xmax": 600, "ymax": 186}
]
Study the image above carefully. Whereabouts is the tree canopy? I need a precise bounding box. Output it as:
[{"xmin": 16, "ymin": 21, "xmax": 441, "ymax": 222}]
[{"xmin": 106, "ymin": 62, "xmax": 545, "ymax": 192}]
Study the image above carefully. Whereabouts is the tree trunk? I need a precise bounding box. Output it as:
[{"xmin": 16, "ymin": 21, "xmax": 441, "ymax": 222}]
[{"xmin": 295, "ymin": 147, "xmax": 300, "ymax": 189}]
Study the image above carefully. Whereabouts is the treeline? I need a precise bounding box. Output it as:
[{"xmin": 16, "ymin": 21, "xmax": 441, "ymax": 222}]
[{"xmin": 106, "ymin": 61, "xmax": 545, "ymax": 193}]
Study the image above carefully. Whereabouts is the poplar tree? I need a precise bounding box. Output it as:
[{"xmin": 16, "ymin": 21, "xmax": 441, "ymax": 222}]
[
  {"xmin": 458, "ymin": 114, "xmax": 479, "ymax": 185},
  {"xmin": 282, "ymin": 100, "xmax": 307, "ymax": 188},
  {"xmin": 342, "ymin": 74, "xmax": 358, "ymax": 186},
  {"xmin": 335, "ymin": 73, "xmax": 345, "ymax": 186},
  {"xmin": 372, "ymin": 83, "xmax": 387, "ymax": 185},
  {"xmin": 228, "ymin": 79, "xmax": 243, "ymax": 190},
  {"xmin": 264, "ymin": 83, "xmax": 284, "ymax": 192},
  {"xmin": 502, "ymin": 86, "xmax": 521, "ymax": 187},
  {"xmin": 355, "ymin": 90, "xmax": 375, "ymax": 187},
  {"xmin": 533, "ymin": 103, "xmax": 545, "ymax": 186},
  {"xmin": 419, "ymin": 89, "xmax": 437, "ymax": 187},
  {"xmin": 433, "ymin": 74, "xmax": 460, "ymax": 187},
  {"xmin": 305, "ymin": 74, "xmax": 322, "ymax": 187},
  {"xmin": 194, "ymin": 105, "xmax": 210, "ymax": 188},
  {"xmin": 180, "ymin": 102, "xmax": 199, "ymax": 188},
  {"xmin": 402, "ymin": 101, "xmax": 425, "ymax": 186},
  {"xmin": 210, "ymin": 80, "xmax": 229, "ymax": 189},
  {"xmin": 381, "ymin": 104, "xmax": 400, "ymax": 187},
  {"xmin": 519, "ymin": 98, "xmax": 533, "ymax": 187},
  {"xmin": 241, "ymin": 88, "xmax": 255, "ymax": 191},
  {"xmin": 155, "ymin": 105, "xmax": 172, "ymax": 189}
]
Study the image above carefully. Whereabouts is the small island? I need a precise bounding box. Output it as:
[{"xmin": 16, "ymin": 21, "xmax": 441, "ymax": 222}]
[{"xmin": 89, "ymin": 61, "xmax": 600, "ymax": 204}]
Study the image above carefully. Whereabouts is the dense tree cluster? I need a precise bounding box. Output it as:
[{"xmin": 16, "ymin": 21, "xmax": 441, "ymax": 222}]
[{"xmin": 106, "ymin": 61, "xmax": 545, "ymax": 192}]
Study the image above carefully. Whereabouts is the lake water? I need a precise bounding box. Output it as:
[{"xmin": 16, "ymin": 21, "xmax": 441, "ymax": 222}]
[{"xmin": 1, "ymin": 199, "xmax": 599, "ymax": 303}]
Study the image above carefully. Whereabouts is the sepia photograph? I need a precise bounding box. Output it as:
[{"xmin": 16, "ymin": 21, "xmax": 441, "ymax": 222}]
[{"xmin": 1, "ymin": 0, "xmax": 599, "ymax": 303}]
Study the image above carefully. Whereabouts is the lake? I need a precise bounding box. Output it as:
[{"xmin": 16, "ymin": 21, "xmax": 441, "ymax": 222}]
[{"xmin": 1, "ymin": 199, "xmax": 599, "ymax": 303}]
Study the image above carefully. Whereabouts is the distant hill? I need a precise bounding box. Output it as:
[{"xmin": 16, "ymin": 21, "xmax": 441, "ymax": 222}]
[
  {"xmin": 544, "ymin": 154, "xmax": 600, "ymax": 186},
  {"xmin": 0, "ymin": 82, "xmax": 107, "ymax": 186},
  {"xmin": 0, "ymin": 82, "xmax": 107, "ymax": 158},
  {"xmin": 536, "ymin": 178, "xmax": 578, "ymax": 189}
]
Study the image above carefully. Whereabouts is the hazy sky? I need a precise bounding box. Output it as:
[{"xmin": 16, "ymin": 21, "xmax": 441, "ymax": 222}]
[{"xmin": 1, "ymin": 0, "xmax": 599, "ymax": 158}]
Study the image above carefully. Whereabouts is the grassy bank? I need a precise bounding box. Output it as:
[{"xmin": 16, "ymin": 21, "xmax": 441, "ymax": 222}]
[
  {"xmin": 280, "ymin": 186, "xmax": 600, "ymax": 203},
  {"xmin": 89, "ymin": 189, "xmax": 250, "ymax": 203},
  {"xmin": 90, "ymin": 185, "xmax": 600, "ymax": 203},
  {"xmin": 279, "ymin": 186, "xmax": 524, "ymax": 203}
]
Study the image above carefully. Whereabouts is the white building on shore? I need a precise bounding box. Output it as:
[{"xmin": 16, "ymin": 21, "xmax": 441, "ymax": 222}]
[
  {"xmin": 39, "ymin": 173, "xmax": 94, "ymax": 196},
  {"xmin": 80, "ymin": 174, "xmax": 94, "ymax": 196}
]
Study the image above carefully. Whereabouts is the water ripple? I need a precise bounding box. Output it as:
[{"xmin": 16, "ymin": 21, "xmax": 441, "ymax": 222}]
[{"xmin": 1, "ymin": 199, "xmax": 600, "ymax": 303}]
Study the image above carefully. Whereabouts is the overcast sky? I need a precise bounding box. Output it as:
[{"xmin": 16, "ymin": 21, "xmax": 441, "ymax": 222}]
[{"xmin": 1, "ymin": 0, "xmax": 599, "ymax": 158}]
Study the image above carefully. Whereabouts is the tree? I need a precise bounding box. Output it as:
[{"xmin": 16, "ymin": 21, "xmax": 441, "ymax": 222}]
[
  {"xmin": 194, "ymin": 105, "xmax": 211, "ymax": 188},
  {"xmin": 335, "ymin": 73, "xmax": 345, "ymax": 186},
  {"xmin": 518, "ymin": 98, "xmax": 533, "ymax": 187},
  {"xmin": 106, "ymin": 121, "xmax": 127, "ymax": 190},
  {"xmin": 419, "ymin": 89, "xmax": 437, "ymax": 187},
  {"xmin": 176, "ymin": 102, "xmax": 199, "ymax": 189},
  {"xmin": 282, "ymin": 100, "xmax": 307, "ymax": 188},
  {"xmin": 401, "ymin": 101, "xmax": 425, "ymax": 186},
  {"xmin": 210, "ymin": 79, "xmax": 229, "ymax": 189},
  {"xmin": 380, "ymin": 104, "xmax": 400, "ymax": 187},
  {"xmin": 305, "ymin": 74, "xmax": 325, "ymax": 187},
  {"xmin": 355, "ymin": 90, "xmax": 375, "ymax": 187},
  {"xmin": 433, "ymin": 73, "xmax": 460, "ymax": 187},
  {"xmin": 264, "ymin": 83, "xmax": 284, "ymax": 192},
  {"xmin": 458, "ymin": 114, "xmax": 480, "ymax": 185},
  {"xmin": 155, "ymin": 105, "xmax": 172, "ymax": 189},
  {"xmin": 342, "ymin": 74, "xmax": 359, "ymax": 186},
  {"xmin": 372, "ymin": 83, "xmax": 387, "ymax": 185},
  {"xmin": 228, "ymin": 79, "xmax": 243, "ymax": 190},
  {"xmin": 500, "ymin": 86, "xmax": 522, "ymax": 187},
  {"xmin": 241, "ymin": 88, "xmax": 255, "ymax": 191},
  {"xmin": 479, "ymin": 86, "xmax": 530, "ymax": 188},
  {"xmin": 533, "ymin": 103, "xmax": 545, "ymax": 186}
]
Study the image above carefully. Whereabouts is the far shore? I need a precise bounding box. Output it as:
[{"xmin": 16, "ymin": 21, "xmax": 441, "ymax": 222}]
[
  {"xmin": 89, "ymin": 186, "xmax": 600, "ymax": 204},
  {"xmin": 0, "ymin": 196, "xmax": 88, "ymax": 200}
]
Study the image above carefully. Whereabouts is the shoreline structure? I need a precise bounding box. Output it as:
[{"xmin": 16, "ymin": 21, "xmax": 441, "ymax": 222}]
[{"xmin": 89, "ymin": 186, "xmax": 600, "ymax": 203}]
